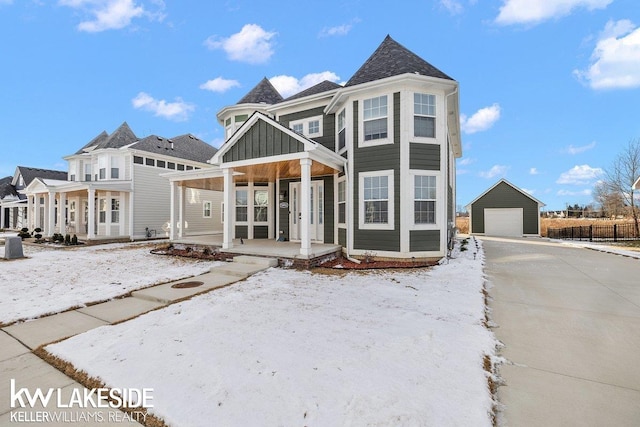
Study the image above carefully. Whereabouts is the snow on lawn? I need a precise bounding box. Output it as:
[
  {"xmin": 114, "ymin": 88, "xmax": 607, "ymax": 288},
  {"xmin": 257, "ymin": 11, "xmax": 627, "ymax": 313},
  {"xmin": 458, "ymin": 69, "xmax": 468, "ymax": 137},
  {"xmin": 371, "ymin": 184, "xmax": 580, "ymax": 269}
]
[
  {"xmin": 0, "ymin": 243, "xmax": 220, "ymax": 324},
  {"xmin": 47, "ymin": 240, "xmax": 497, "ymax": 427}
]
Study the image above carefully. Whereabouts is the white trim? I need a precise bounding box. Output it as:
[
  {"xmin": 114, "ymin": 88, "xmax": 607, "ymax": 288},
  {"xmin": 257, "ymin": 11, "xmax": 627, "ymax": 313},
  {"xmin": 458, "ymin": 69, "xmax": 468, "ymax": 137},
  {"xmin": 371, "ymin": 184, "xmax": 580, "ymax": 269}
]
[
  {"xmin": 410, "ymin": 92, "xmax": 438, "ymax": 143},
  {"xmin": 358, "ymin": 170, "xmax": 395, "ymax": 231},
  {"xmin": 358, "ymin": 92, "xmax": 394, "ymax": 148},
  {"xmin": 203, "ymin": 200, "xmax": 212, "ymax": 218},
  {"xmin": 289, "ymin": 115, "xmax": 323, "ymax": 138},
  {"xmin": 409, "ymin": 171, "xmax": 442, "ymax": 230}
]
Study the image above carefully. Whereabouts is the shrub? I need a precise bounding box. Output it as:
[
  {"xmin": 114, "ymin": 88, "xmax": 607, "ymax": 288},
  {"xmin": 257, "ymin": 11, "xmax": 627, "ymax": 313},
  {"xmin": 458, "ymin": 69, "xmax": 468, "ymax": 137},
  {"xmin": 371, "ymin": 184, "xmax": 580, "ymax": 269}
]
[
  {"xmin": 18, "ymin": 228, "xmax": 31, "ymax": 239},
  {"xmin": 71, "ymin": 234, "xmax": 78, "ymax": 245},
  {"xmin": 64, "ymin": 234, "xmax": 71, "ymax": 245}
]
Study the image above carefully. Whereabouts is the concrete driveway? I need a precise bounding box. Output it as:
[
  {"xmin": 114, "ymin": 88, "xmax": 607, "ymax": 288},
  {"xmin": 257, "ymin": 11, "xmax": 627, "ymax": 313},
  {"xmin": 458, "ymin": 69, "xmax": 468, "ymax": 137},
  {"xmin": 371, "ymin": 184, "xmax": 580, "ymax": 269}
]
[{"xmin": 482, "ymin": 237, "xmax": 640, "ymax": 427}]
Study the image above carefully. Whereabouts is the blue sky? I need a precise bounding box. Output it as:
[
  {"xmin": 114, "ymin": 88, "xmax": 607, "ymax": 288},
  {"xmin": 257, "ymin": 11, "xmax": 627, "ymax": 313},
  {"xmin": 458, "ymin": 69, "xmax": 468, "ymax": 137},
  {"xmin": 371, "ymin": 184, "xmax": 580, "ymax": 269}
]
[{"xmin": 1, "ymin": 0, "xmax": 639, "ymax": 211}]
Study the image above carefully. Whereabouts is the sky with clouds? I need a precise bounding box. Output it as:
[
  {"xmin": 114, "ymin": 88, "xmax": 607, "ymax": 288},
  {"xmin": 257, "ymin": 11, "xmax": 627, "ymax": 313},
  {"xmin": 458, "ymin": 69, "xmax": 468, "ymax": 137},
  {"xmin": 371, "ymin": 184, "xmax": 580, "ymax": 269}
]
[{"xmin": 1, "ymin": 0, "xmax": 639, "ymax": 210}]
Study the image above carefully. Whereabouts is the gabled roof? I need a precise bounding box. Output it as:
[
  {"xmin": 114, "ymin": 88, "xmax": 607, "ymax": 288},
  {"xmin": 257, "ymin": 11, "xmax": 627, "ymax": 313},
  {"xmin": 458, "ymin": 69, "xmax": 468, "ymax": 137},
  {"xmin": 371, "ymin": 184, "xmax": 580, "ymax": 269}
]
[
  {"xmin": 345, "ymin": 35, "xmax": 453, "ymax": 87},
  {"xmin": 131, "ymin": 134, "xmax": 218, "ymax": 163},
  {"xmin": 237, "ymin": 77, "xmax": 283, "ymax": 105},
  {"xmin": 75, "ymin": 131, "xmax": 108, "ymax": 154},
  {"xmin": 14, "ymin": 166, "xmax": 67, "ymax": 187},
  {"xmin": 281, "ymin": 80, "xmax": 343, "ymax": 102},
  {"xmin": 75, "ymin": 122, "xmax": 137, "ymax": 154},
  {"xmin": 0, "ymin": 176, "xmax": 19, "ymax": 199},
  {"xmin": 466, "ymin": 179, "xmax": 546, "ymax": 208}
]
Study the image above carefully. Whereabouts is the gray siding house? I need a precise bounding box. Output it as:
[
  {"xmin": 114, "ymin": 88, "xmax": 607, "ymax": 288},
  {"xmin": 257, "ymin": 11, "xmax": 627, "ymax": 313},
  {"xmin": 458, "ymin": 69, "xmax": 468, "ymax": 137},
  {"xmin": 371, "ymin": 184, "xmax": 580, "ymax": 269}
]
[
  {"xmin": 167, "ymin": 35, "xmax": 462, "ymax": 260},
  {"xmin": 467, "ymin": 179, "xmax": 545, "ymax": 237}
]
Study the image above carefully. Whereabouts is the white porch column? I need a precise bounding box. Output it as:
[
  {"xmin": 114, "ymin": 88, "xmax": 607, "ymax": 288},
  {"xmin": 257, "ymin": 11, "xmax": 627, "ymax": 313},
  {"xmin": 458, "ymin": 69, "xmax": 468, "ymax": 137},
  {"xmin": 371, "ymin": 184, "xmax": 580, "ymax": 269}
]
[
  {"xmin": 34, "ymin": 195, "xmax": 41, "ymax": 230},
  {"xmin": 88, "ymin": 188, "xmax": 96, "ymax": 239},
  {"xmin": 27, "ymin": 196, "xmax": 33, "ymax": 230},
  {"xmin": 169, "ymin": 182, "xmax": 176, "ymax": 240},
  {"xmin": 47, "ymin": 192, "xmax": 56, "ymax": 237},
  {"xmin": 178, "ymin": 185, "xmax": 185, "ymax": 238},
  {"xmin": 128, "ymin": 192, "xmax": 134, "ymax": 239},
  {"xmin": 105, "ymin": 191, "xmax": 112, "ymax": 237},
  {"xmin": 222, "ymin": 167, "xmax": 234, "ymax": 249},
  {"xmin": 300, "ymin": 158, "xmax": 312, "ymax": 256},
  {"xmin": 59, "ymin": 192, "xmax": 67, "ymax": 235},
  {"xmin": 0, "ymin": 203, "xmax": 5, "ymax": 230}
]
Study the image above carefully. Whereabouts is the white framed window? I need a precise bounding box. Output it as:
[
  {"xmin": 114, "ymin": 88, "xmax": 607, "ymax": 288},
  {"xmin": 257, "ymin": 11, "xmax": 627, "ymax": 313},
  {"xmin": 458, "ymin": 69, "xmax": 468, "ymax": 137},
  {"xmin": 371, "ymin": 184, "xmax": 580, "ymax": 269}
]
[
  {"xmin": 99, "ymin": 199, "xmax": 107, "ymax": 223},
  {"xmin": 235, "ymin": 189, "xmax": 248, "ymax": 222},
  {"xmin": 111, "ymin": 198, "xmax": 120, "ymax": 223},
  {"xmin": 338, "ymin": 178, "xmax": 346, "ymax": 225},
  {"xmin": 414, "ymin": 175, "xmax": 436, "ymax": 224},
  {"xmin": 254, "ymin": 189, "xmax": 268, "ymax": 223},
  {"xmin": 363, "ymin": 95, "xmax": 387, "ymax": 141},
  {"xmin": 203, "ymin": 201, "xmax": 212, "ymax": 218},
  {"xmin": 290, "ymin": 115, "xmax": 323, "ymax": 137},
  {"xmin": 337, "ymin": 109, "xmax": 346, "ymax": 152},
  {"xmin": 414, "ymin": 93, "xmax": 436, "ymax": 138},
  {"xmin": 358, "ymin": 170, "xmax": 394, "ymax": 230},
  {"xmin": 84, "ymin": 164, "xmax": 92, "ymax": 181}
]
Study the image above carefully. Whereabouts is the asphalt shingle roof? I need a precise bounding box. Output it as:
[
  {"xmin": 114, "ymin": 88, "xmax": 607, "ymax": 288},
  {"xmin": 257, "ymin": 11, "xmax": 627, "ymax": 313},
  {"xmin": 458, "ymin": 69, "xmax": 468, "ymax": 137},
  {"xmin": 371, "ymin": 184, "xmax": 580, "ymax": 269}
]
[
  {"xmin": 237, "ymin": 77, "xmax": 284, "ymax": 105},
  {"xmin": 75, "ymin": 131, "xmax": 108, "ymax": 154},
  {"xmin": 131, "ymin": 134, "xmax": 218, "ymax": 163},
  {"xmin": 345, "ymin": 35, "xmax": 453, "ymax": 87},
  {"xmin": 16, "ymin": 166, "xmax": 67, "ymax": 187},
  {"xmin": 0, "ymin": 176, "xmax": 19, "ymax": 199}
]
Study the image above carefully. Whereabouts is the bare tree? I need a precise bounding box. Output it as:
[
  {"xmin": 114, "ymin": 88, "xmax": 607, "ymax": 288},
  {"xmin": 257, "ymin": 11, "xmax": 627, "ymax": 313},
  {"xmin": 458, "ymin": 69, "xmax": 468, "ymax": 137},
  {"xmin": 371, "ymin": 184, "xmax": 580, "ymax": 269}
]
[
  {"xmin": 603, "ymin": 138, "xmax": 640, "ymax": 234},
  {"xmin": 593, "ymin": 180, "xmax": 625, "ymax": 218}
]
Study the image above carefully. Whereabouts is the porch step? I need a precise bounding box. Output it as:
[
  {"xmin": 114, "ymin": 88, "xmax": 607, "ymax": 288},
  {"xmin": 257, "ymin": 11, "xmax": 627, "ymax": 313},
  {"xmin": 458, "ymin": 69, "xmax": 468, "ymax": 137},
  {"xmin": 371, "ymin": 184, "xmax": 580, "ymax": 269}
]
[
  {"xmin": 211, "ymin": 262, "xmax": 270, "ymax": 279},
  {"xmin": 233, "ymin": 255, "xmax": 278, "ymax": 268}
]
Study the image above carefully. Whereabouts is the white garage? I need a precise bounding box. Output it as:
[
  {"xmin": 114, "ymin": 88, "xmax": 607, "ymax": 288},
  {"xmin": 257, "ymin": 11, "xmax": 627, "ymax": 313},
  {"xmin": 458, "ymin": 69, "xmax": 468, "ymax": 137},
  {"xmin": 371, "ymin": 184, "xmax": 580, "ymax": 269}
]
[
  {"xmin": 466, "ymin": 179, "xmax": 545, "ymax": 237},
  {"xmin": 484, "ymin": 208, "xmax": 523, "ymax": 237}
]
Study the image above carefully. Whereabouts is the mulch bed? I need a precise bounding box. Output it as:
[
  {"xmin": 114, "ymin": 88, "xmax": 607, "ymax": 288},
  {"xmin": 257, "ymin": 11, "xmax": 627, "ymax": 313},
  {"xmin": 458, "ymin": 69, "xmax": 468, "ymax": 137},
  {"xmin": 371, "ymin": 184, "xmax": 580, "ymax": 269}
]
[{"xmin": 318, "ymin": 257, "xmax": 436, "ymax": 270}]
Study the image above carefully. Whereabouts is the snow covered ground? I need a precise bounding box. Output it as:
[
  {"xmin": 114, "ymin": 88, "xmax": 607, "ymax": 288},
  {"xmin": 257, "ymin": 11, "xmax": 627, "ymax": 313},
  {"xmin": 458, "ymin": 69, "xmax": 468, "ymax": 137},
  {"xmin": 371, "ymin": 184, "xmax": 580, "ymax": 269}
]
[
  {"xmin": 47, "ymin": 240, "xmax": 497, "ymax": 426},
  {"xmin": 0, "ymin": 242, "xmax": 220, "ymax": 324},
  {"xmin": 559, "ymin": 240, "xmax": 640, "ymax": 259}
]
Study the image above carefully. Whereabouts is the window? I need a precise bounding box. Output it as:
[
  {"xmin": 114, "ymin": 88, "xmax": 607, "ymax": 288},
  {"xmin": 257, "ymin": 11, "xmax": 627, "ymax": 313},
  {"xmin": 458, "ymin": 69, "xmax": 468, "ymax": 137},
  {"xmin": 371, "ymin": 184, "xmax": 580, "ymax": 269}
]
[
  {"xmin": 359, "ymin": 171, "xmax": 394, "ymax": 230},
  {"xmin": 70, "ymin": 174, "xmax": 76, "ymax": 182},
  {"xmin": 69, "ymin": 201, "xmax": 76, "ymax": 222},
  {"xmin": 363, "ymin": 96, "xmax": 388, "ymax": 141},
  {"xmin": 290, "ymin": 116, "xmax": 323, "ymax": 137},
  {"xmin": 99, "ymin": 168, "xmax": 106, "ymax": 180},
  {"xmin": 99, "ymin": 199, "xmax": 106, "ymax": 223},
  {"xmin": 203, "ymin": 201, "xmax": 212, "ymax": 218},
  {"xmin": 145, "ymin": 158, "xmax": 155, "ymax": 167},
  {"xmin": 111, "ymin": 168, "xmax": 119, "ymax": 179},
  {"xmin": 338, "ymin": 109, "xmax": 346, "ymax": 151},
  {"xmin": 338, "ymin": 179, "xmax": 346, "ymax": 224},
  {"xmin": 254, "ymin": 190, "xmax": 268, "ymax": 222},
  {"xmin": 308, "ymin": 120, "xmax": 320, "ymax": 135},
  {"xmin": 111, "ymin": 198, "xmax": 120, "ymax": 223},
  {"xmin": 167, "ymin": 162, "xmax": 176, "ymax": 170},
  {"xmin": 84, "ymin": 164, "xmax": 92, "ymax": 181},
  {"xmin": 133, "ymin": 156, "xmax": 143, "ymax": 164},
  {"xmin": 235, "ymin": 189, "xmax": 248, "ymax": 222},
  {"xmin": 157, "ymin": 160, "xmax": 166, "ymax": 168},
  {"xmin": 186, "ymin": 165, "xmax": 193, "ymax": 170},
  {"xmin": 292, "ymin": 123, "xmax": 303, "ymax": 134},
  {"xmin": 177, "ymin": 164, "xmax": 185, "ymax": 171},
  {"xmin": 414, "ymin": 93, "xmax": 436, "ymax": 138},
  {"xmin": 414, "ymin": 175, "xmax": 436, "ymax": 224}
]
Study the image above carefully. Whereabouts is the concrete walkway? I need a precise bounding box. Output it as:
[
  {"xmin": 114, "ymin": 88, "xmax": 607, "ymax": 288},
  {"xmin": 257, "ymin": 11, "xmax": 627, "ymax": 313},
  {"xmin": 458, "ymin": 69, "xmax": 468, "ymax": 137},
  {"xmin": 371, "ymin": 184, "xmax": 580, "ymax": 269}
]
[
  {"xmin": 0, "ymin": 255, "xmax": 276, "ymax": 425},
  {"xmin": 483, "ymin": 237, "xmax": 640, "ymax": 427}
]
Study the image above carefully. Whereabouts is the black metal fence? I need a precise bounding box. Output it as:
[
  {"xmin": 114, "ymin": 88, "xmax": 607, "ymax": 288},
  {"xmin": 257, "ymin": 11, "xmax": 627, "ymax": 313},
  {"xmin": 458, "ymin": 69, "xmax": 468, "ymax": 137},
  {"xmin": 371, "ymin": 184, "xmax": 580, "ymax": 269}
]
[{"xmin": 547, "ymin": 223, "xmax": 640, "ymax": 241}]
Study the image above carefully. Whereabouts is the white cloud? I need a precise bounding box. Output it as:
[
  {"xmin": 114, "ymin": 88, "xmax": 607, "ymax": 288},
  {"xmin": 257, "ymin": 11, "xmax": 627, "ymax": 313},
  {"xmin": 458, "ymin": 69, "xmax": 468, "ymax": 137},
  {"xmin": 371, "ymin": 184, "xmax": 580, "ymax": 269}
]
[
  {"xmin": 0, "ymin": 0, "xmax": 14, "ymax": 5},
  {"xmin": 458, "ymin": 157, "xmax": 476, "ymax": 166},
  {"xmin": 59, "ymin": 0, "xmax": 165, "ymax": 32},
  {"xmin": 460, "ymin": 103, "xmax": 501, "ymax": 134},
  {"xmin": 440, "ymin": 0, "xmax": 464, "ymax": 15},
  {"xmin": 522, "ymin": 188, "xmax": 536, "ymax": 195},
  {"xmin": 529, "ymin": 167, "xmax": 540, "ymax": 175},
  {"xmin": 564, "ymin": 141, "xmax": 596, "ymax": 154},
  {"xmin": 270, "ymin": 71, "xmax": 341, "ymax": 98},
  {"xmin": 557, "ymin": 189, "xmax": 592, "ymax": 196},
  {"xmin": 131, "ymin": 92, "xmax": 194, "ymax": 121},
  {"xmin": 199, "ymin": 77, "xmax": 240, "ymax": 93},
  {"xmin": 479, "ymin": 165, "xmax": 509, "ymax": 179},
  {"xmin": 205, "ymin": 24, "xmax": 276, "ymax": 64},
  {"xmin": 495, "ymin": 0, "xmax": 612, "ymax": 26},
  {"xmin": 556, "ymin": 164, "xmax": 603, "ymax": 185},
  {"xmin": 574, "ymin": 20, "xmax": 640, "ymax": 90}
]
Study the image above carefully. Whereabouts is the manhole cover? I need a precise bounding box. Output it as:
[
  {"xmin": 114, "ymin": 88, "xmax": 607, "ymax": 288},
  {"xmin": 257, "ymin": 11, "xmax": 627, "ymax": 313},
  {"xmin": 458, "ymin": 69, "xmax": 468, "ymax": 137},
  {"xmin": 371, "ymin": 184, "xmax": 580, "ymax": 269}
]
[{"xmin": 171, "ymin": 281, "xmax": 204, "ymax": 289}]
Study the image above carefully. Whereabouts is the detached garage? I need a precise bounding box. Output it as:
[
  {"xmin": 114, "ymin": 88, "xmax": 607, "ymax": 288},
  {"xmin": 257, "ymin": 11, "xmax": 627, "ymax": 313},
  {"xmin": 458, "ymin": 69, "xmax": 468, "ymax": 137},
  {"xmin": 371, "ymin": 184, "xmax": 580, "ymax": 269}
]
[{"xmin": 466, "ymin": 179, "xmax": 545, "ymax": 237}]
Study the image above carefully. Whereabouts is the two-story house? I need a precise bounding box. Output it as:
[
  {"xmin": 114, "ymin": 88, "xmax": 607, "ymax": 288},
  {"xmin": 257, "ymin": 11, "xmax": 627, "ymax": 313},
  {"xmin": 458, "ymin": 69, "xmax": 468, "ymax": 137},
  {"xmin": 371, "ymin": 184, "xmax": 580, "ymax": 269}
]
[
  {"xmin": 166, "ymin": 35, "xmax": 462, "ymax": 261},
  {"xmin": 23, "ymin": 122, "xmax": 222, "ymax": 241}
]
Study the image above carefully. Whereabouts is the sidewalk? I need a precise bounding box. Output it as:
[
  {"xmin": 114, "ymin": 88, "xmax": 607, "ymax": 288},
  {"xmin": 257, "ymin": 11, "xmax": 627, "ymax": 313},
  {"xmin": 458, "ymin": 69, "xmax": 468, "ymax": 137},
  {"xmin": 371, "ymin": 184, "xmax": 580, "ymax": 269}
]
[{"xmin": 0, "ymin": 256, "xmax": 277, "ymax": 426}]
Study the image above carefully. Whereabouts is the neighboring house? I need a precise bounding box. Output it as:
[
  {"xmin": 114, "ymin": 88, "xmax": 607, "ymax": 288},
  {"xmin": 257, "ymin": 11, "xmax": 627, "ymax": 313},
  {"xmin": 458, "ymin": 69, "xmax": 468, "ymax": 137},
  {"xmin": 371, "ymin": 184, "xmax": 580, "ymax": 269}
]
[
  {"xmin": 166, "ymin": 35, "xmax": 462, "ymax": 260},
  {"xmin": 466, "ymin": 179, "xmax": 545, "ymax": 237},
  {"xmin": 22, "ymin": 122, "xmax": 221, "ymax": 241},
  {"xmin": 633, "ymin": 176, "xmax": 640, "ymax": 190},
  {"xmin": 0, "ymin": 167, "xmax": 67, "ymax": 230}
]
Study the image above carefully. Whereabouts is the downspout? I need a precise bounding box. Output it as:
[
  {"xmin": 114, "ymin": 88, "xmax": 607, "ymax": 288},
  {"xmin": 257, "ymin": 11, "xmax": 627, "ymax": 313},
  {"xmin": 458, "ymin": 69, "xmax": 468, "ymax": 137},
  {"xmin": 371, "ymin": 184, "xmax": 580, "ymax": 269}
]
[
  {"xmin": 342, "ymin": 159, "xmax": 360, "ymax": 264},
  {"xmin": 445, "ymin": 86, "xmax": 459, "ymax": 252}
]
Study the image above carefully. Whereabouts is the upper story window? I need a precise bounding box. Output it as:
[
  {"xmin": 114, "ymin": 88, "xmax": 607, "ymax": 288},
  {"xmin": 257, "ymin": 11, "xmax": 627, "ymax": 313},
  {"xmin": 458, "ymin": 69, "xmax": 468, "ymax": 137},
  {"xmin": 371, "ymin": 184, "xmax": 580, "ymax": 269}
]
[
  {"xmin": 337, "ymin": 109, "xmax": 346, "ymax": 152},
  {"xmin": 363, "ymin": 96, "xmax": 388, "ymax": 141},
  {"xmin": 84, "ymin": 164, "xmax": 92, "ymax": 181},
  {"xmin": 290, "ymin": 115, "xmax": 323, "ymax": 138},
  {"xmin": 133, "ymin": 156, "xmax": 143, "ymax": 165},
  {"xmin": 414, "ymin": 93, "xmax": 436, "ymax": 138}
]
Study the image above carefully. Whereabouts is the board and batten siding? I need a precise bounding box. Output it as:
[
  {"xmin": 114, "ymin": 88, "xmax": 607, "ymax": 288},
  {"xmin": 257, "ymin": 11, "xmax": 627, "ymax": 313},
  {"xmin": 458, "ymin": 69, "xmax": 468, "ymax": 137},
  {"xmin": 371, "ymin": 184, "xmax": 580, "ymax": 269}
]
[
  {"xmin": 352, "ymin": 94, "xmax": 402, "ymax": 252},
  {"xmin": 132, "ymin": 164, "xmax": 172, "ymax": 238},
  {"xmin": 471, "ymin": 181, "xmax": 540, "ymax": 234},
  {"xmin": 222, "ymin": 120, "xmax": 304, "ymax": 163}
]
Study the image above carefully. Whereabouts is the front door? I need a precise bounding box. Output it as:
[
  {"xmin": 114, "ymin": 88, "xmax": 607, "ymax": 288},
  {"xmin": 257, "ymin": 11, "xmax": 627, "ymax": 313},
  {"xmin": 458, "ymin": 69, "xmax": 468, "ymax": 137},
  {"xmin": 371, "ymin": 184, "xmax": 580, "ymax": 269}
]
[{"xmin": 289, "ymin": 181, "xmax": 324, "ymax": 243}]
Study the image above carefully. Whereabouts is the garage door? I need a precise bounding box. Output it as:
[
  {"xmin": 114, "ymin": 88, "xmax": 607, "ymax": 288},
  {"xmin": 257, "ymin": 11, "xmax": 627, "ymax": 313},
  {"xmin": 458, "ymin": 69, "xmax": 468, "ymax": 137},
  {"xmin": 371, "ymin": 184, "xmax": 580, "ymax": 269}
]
[{"xmin": 484, "ymin": 208, "xmax": 523, "ymax": 237}]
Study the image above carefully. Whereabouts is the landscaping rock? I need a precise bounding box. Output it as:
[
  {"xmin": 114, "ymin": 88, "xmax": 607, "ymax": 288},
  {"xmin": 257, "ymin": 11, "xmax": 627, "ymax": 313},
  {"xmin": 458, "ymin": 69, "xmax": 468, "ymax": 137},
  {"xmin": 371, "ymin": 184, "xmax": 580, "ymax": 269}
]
[{"xmin": 4, "ymin": 236, "xmax": 25, "ymax": 259}]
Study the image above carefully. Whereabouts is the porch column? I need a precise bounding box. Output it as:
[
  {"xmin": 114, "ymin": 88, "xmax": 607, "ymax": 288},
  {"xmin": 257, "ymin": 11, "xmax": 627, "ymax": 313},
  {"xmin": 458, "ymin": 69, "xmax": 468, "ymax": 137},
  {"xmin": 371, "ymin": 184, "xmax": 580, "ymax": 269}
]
[
  {"xmin": 222, "ymin": 167, "xmax": 234, "ymax": 249},
  {"xmin": 47, "ymin": 192, "xmax": 56, "ymax": 237},
  {"xmin": 27, "ymin": 196, "xmax": 33, "ymax": 230},
  {"xmin": 169, "ymin": 182, "xmax": 176, "ymax": 240},
  {"xmin": 0, "ymin": 203, "xmax": 4, "ymax": 230},
  {"xmin": 105, "ymin": 191, "xmax": 112, "ymax": 237},
  {"xmin": 88, "ymin": 188, "xmax": 96, "ymax": 239},
  {"xmin": 59, "ymin": 192, "xmax": 67, "ymax": 235},
  {"xmin": 34, "ymin": 195, "xmax": 41, "ymax": 230},
  {"xmin": 178, "ymin": 185, "xmax": 184, "ymax": 239},
  {"xmin": 300, "ymin": 158, "xmax": 312, "ymax": 256}
]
